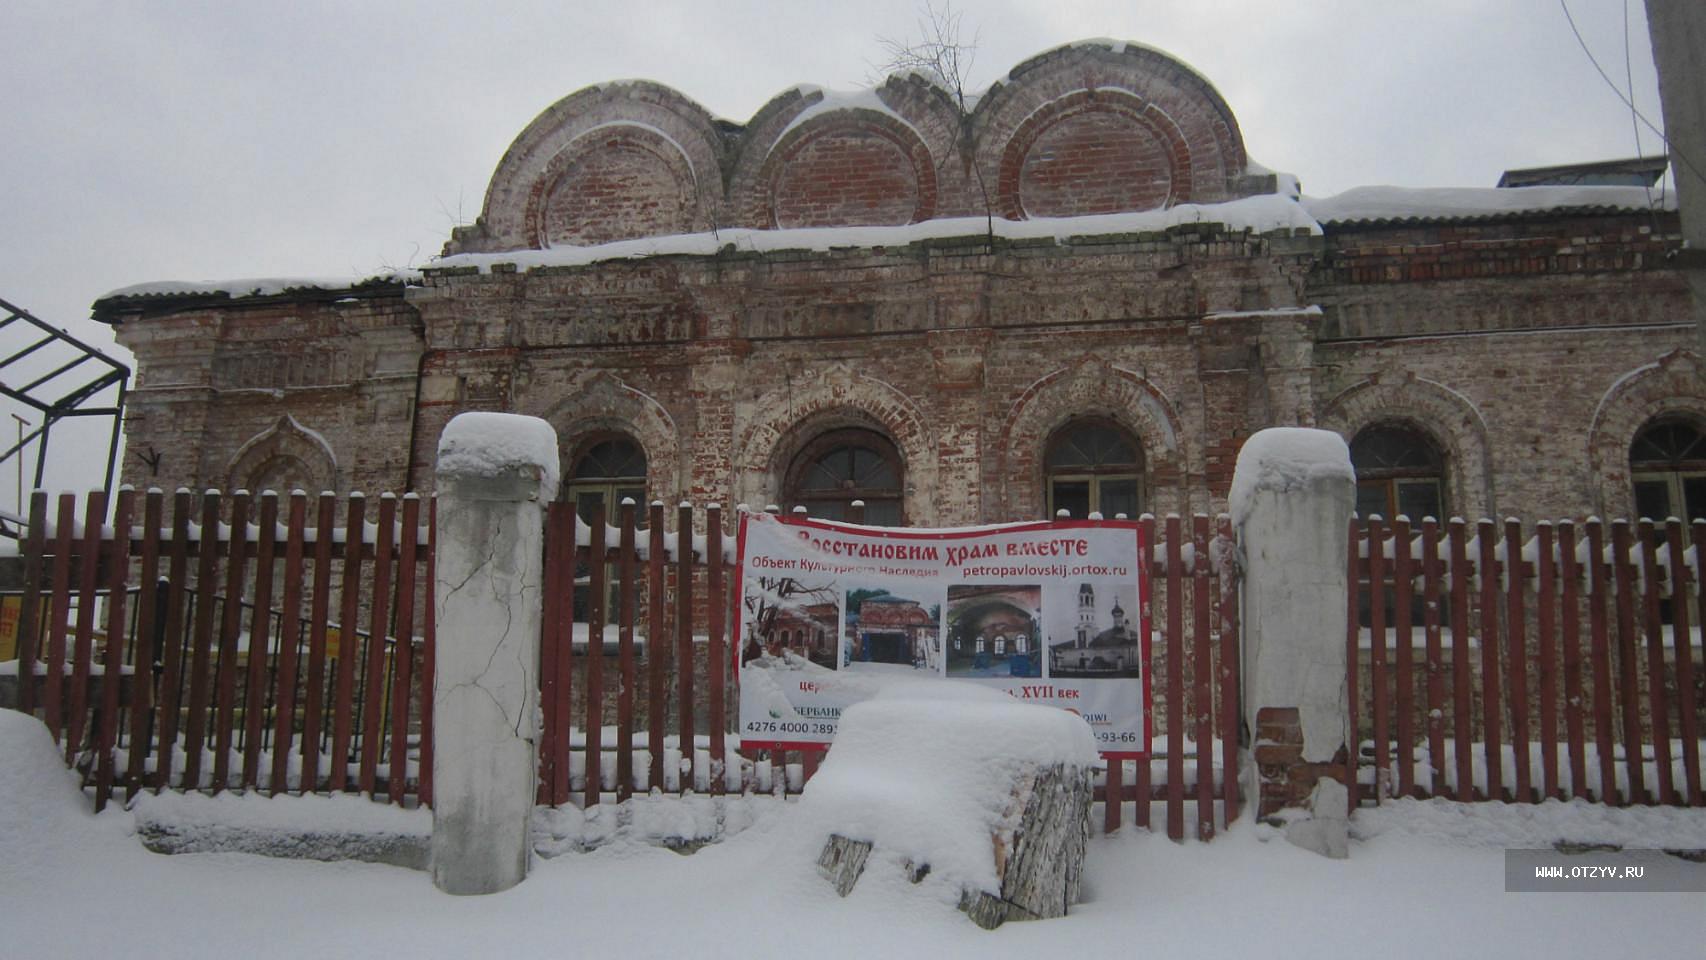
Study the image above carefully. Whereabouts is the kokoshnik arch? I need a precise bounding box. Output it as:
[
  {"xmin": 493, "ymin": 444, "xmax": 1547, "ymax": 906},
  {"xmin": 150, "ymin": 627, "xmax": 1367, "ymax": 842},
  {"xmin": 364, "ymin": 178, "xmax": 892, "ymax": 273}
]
[{"xmin": 94, "ymin": 40, "xmax": 1698, "ymax": 527}]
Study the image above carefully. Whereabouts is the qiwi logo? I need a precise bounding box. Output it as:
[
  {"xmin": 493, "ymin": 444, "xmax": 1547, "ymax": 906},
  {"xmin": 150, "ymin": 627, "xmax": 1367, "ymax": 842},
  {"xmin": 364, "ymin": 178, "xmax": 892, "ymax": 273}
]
[{"xmin": 1081, "ymin": 712, "xmax": 1111, "ymax": 726}]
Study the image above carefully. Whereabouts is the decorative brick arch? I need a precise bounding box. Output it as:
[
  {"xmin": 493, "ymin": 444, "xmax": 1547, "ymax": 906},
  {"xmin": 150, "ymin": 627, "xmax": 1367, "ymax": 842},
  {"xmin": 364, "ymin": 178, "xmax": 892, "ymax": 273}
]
[
  {"xmin": 452, "ymin": 81, "xmax": 725, "ymax": 253},
  {"xmin": 971, "ymin": 41, "xmax": 1250, "ymax": 216},
  {"xmin": 526, "ymin": 123, "xmax": 700, "ymax": 247},
  {"xmin": 758, "ymin": 109, "xmax": 938, "ymax": 228},
  {"xmin": 735, "ymin": 363, "xmax": 934, "ymax": 518},
  {"xmin": 1587, "ymin": 349, "xmax": 1706, "ymax": 518},
  {"xmin": 997, "ymin": 359, "xmax": 1186, "ymax": 518},
  {"xmin": 1318, "ymin": 374, "xmax": 1493, "ymax": 519},
  {"xmin": 533, "ymin": 371, "xmax": 682, "ymax": 499},
  {"xmin": 996, "ymin": 90, "xmax": 1192, "ymax": 219},
  {"xmin": 225, "ymin": 414, "xmax": 338, "ymax": 495}
]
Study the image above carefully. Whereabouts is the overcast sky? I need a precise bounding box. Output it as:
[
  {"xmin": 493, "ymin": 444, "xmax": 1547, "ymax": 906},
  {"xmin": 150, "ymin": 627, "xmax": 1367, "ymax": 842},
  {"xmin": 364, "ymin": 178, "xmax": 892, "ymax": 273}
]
[{"xmin": 0, "ymin": 0, "xmax": 1669, "ymax": 498}]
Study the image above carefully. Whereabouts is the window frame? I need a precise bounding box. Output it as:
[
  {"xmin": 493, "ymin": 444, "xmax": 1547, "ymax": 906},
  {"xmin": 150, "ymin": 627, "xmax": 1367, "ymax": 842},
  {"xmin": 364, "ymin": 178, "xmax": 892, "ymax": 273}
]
[
  {"xmin": 783, "ymin": 426, "xmax": 906, "ymax": 524},
  {"xmin": 1043, "ymin": 417, "xmax": 1144, "ymax": 519}
]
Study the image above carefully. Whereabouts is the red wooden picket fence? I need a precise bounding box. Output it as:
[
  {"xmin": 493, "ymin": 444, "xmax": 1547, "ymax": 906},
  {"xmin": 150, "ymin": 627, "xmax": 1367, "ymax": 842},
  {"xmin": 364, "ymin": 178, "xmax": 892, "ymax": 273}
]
[
  {"xmin": 1347, "ymin": 516, "xmax": 1705, "ymax": 807},
  {"xmin": 8, "ymin": 487, "xmax": 435, "ymax": 811},
  {"xmin": 536, "ymin": 502, "xmax": 1244, "ymax": 840}
]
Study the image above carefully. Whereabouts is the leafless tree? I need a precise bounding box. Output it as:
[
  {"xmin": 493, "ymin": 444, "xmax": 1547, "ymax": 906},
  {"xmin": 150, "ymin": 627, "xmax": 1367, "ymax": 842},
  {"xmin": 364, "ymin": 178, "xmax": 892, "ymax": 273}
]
[{"xmin": 873, "ymin": 1, "xmax": 994, "ymax": 240}]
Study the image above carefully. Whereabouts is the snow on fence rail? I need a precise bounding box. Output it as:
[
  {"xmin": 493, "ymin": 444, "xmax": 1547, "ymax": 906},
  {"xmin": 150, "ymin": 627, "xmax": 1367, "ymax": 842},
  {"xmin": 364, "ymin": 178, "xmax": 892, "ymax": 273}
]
[
  {"xmin": 1348, "ymin": 515, "xmax": 1705, "ymax": 808},
  {"xmin": 5, "ymin": 489, "xmax": 1243, "ymax": 840},
  {"xmin": 539, "ymin": 502, "xmax": 1244, "ymax": 842},
  {"xmin": 7, "ymin": 488, "xmax": 435, "ymax": 811}
]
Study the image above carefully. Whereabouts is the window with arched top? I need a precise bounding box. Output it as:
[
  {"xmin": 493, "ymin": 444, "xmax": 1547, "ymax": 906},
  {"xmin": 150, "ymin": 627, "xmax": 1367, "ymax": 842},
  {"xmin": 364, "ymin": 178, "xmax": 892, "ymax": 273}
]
[
  {"xmin": 565, "ymin": 435, "xmax": 647, "ymax": 627},
  {"xmin": 1351, "ymin": 424, "xmax": 1445, "ymax": 521},
  {"xmin": 1045, "ymin": 419, "xmax": 1142, "ymax": 518},
  {"xmin": 784, "ymin": 428, "xmax": 904, "ymax": 525},
  {"xmin": 1631, "ymin": 417, "xmax": 1706, "ymax": 523}
]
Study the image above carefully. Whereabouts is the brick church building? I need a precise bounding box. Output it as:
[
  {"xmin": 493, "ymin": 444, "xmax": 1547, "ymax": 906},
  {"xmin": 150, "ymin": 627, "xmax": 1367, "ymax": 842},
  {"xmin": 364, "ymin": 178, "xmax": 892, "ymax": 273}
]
[{"xmin": 95, "ymin": 40, "xmax": 1702, "ymax": 528}]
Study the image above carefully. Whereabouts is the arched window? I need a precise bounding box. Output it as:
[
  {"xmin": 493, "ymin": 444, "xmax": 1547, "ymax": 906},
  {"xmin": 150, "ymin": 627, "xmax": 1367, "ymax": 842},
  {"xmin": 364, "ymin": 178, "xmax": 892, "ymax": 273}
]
[
  {"xmin": 784, "ymin": 428, "xmax": 904, "ymax": 524},
  {"xmin": 1351, "ymin": 424, "xmax": 1444, "ymax": 521},
  {"xmin": 565, "ymin": 435, "xmax": 647, "ymax": 626},
  {"xmin": 1045, "ymin": 419, "xmax": 1142, "ymax": 518},
  {"xmin": 1631, "ymin": 417, "xmax": 1706, "ymax": 523}
]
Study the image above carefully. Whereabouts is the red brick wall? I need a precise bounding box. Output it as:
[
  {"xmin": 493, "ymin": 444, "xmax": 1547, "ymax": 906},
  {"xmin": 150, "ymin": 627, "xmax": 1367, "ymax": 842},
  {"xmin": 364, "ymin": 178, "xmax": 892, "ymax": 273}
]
[
  {"xmin": 1014, "ymin": 108, "xmax": 1175, "ymax": 218},
  {"xmin": 770, "ymin": 127, "xmax": 924, "ymax": 228},
  {"xmin": 540, "ymin": 134, "xmax": 695, "ymax": 247}
]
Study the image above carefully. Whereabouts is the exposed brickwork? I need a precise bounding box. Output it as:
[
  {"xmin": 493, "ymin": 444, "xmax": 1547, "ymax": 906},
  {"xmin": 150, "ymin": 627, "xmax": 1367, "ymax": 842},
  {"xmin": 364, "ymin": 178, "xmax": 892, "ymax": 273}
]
[
  {"xmin": 1254, "ymin": 707, "xmax": 1350, "ymax": 817},
  {"xmin": 768, "ymin": 121, "xmax": 931, "ymax": 229},
  {"xmin": 538, "ymin": 130, "xmax": 697, "ymax": 246},
  {"xmin": 1003, "ymin": 95, "xmax": 1183, "ymax": 219}
]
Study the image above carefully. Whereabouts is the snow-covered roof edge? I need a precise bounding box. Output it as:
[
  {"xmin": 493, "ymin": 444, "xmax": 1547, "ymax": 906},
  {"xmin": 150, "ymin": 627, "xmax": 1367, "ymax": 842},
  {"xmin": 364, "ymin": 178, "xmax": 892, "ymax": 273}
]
[{"xmin": 1303, "ymin": 184, "xmax": 1673, "ymax": 226}]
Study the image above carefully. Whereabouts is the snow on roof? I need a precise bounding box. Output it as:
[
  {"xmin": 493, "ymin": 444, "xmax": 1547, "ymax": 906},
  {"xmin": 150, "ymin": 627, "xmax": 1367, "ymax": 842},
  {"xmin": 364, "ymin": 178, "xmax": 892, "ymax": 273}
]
[
  {"xmin": 99, "ymin": 272, "xmax": 417, "ymax": 303},
  {"xmin": 1302, "ymin": 184, "xmax": 1672, "ymax": 225},
  {"xmin": 775, "ymin": 85, "xmax": 919, "ymax": 146},
  {"xmin": 429, "ymin": 194, "xmax": 1319, "ymax": 276}
]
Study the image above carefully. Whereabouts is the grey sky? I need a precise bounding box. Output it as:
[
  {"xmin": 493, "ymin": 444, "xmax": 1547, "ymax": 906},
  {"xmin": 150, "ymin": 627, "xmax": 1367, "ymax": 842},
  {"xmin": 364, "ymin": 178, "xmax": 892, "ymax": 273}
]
[{"xmin": 0, "ymin": 0, "xmax": 1668, "ymax": 497}]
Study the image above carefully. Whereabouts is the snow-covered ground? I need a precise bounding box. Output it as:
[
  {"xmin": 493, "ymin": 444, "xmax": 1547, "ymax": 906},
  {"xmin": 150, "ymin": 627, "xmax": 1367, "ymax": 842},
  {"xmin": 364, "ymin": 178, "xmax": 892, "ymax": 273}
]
[{"xmin": 3, "ymin": 708, "xmax": 1702, "ymax": 959}]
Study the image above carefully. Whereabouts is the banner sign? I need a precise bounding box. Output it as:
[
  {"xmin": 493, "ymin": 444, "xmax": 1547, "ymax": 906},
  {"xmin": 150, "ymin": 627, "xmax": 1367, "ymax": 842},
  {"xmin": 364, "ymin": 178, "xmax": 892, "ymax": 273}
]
[{"xmin": 734, "ymin": 513, "xmax": 1151, "ymax": 758}]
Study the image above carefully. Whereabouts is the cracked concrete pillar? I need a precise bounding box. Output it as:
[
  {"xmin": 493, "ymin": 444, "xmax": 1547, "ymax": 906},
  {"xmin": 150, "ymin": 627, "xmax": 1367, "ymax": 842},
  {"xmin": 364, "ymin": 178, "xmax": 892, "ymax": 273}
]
[
  {"xmin": 1229, "ymin": 428, "xmax": 1355, "ymax": 852},
  {"xmin": 431, "ymin": 412, "xmax": 559, "ymax": 895}
]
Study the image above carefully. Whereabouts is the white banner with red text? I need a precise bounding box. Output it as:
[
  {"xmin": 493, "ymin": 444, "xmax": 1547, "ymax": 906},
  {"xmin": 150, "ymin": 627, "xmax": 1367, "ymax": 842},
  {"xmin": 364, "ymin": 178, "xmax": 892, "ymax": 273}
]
[{"xmin": 733, "ymin": 512, "xmax": 1151, "ymax": 758}]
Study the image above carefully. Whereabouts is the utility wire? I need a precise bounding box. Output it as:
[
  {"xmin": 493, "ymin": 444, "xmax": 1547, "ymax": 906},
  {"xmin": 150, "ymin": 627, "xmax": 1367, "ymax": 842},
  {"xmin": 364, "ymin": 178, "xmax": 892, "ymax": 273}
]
[{"xmin": 1560, "ymin": 0, "xmax": 1706, "ymax": 190}]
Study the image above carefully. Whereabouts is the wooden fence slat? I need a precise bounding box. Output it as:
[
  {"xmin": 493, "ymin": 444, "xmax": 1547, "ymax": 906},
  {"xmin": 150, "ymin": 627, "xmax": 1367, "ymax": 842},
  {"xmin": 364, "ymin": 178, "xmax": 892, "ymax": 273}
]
[
  {"xmin": 1535, "ymin": 522, "xmax": 1559, "ymax": 800},
  {"xmin": 1215, "ymin": 515, "xmax": 1240, "ymax": 827},
  {"xmin": 124, "ymin": 489, "xmax": 163, "ymax": 797},
  {"xmin": 1165, "ymin": 515, "xmax": 1183, "ymax": 841},
  {"xmin": 212, "ymin": 491, "xmax": 252, "ymax": 793},
  {"xmin": 68, "ymin": 490, "xmax": 107, "ymax": 765},
  {"xmin": 1421, "ymin": 518, "xmax": 1445, "ymax": 797},
  {"xmin": 1637, "ymin": 519, "xmax": 1673, "ymax": 806},
  {"xmin": 1680, "ymin": 522, "xmax": 1706, "ymax": 806},
  {"xmin": 1447, "ymin": 518, "xmax": 1473, "ymax": 801},
  {"xmin": 1560, "ymin": 521, "xmax": 1588, "ymax": 799},
  {"xmin": 706, "ymin": 503, "xmax": 724, "ymax": 797},
  {"xmin": 359, "ymin": 494, "xmax": 396, "ymax": 795},
  {"xmin": 152, "ymin": 491, "xmax": 193, "ymax": 789},
  {"xmin": 93, "ymin": 488, "xmax": 134, "ymax": 810},
  {"xmin": 1138, "ymin": 514, "xmax": 1154, "ymax": 831},
  {"xmin": 1610, "ymin": 521, "xmax": 1644, "ymax": 804},
  {"xmin": 537, "ymin": 502, "xmax": 565, "ymax": 805},
  {"xmin": 585, "ymin": 504, "xmax": 607, "ymax": 807},
  {"xmin": 389, "ymin": 494, "xmax": 421, "ymax": 805},
  {"xmin": 1192, "ymin": 514, "xmax": 1214, "ymax": 839},
  {"xmin": 1346, "ymin": 517, "xmax": 1361, "ymax": 810},
  {"xmin": 328, "ymin": 494, "xmax": 366, "ymax": 793},
  {"xmin": 1504, "ymin": 519, "xmax": 1531, "ymax": 802},
  {"xmin": 677, "ymin": 503, "xmax": 695, "ymax": 792},
  {"xmin": 647, "ymin": 502, "xmax": 666, "ymax": 792},
  {"xmin": 615, "ymin": 499, "xmax": 638, "ymax": 801},
  {"xmin": 1477, "ymin": 520, "xmax": 1504, "ymax": 800},
  {"xmin": 1392, "ymin": 516, "xmax": 1417, "ymax": 798},
  {"xmin": 1368, "ymin": 516, "xmax": 1389, "ymax": 802},
  {"xmin": 1104, "ymin": 757, "xmax": 1123, "ymax": 834},
  {"xmin": 15, "ymin": 491, "xmax": 47, "ymax": 718},
  {"xmin": 183, "ymin": 491, "xmax": 222, "ymax": 790},
  {"xmin": 420, "ymin": 496, "xmax": 437, "ymax": 807},
  {"xmin": 551, "ymin": 504, "xmax": 575, "ymax": 805},
  {"xmin": 300, "ymin": 493, "xmax": 337, "ymax": 793},
  {"xmin": 1585, "ymin": 520, "xmax": 1618, "ymax": 803},
  {"xmin": 271, "ymin": 492, "xmax": 308, "ymax": 795},
  {"xmin": 242, "ymin": 493, "xmax": 279, "ymax": 791}
]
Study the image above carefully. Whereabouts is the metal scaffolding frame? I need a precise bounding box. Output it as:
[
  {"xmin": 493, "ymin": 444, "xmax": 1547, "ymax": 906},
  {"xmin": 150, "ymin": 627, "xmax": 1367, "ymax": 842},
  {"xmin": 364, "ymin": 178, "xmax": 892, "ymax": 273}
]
[{"xmin": 0, "ymin": 296, "xmax": 130, "ymax": 513}]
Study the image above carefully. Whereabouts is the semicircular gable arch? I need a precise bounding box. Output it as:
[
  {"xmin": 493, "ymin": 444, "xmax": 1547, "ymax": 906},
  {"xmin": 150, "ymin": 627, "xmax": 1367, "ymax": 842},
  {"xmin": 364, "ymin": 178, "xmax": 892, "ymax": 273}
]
[
  {"xmin": 458, "ymin": 81, "xmax": 727, "ymax": 253},
  {"xmin": 1318, "ymin": 374, "xmax": 1493, "ymax": 520},
  {"xmin": 970, "ymin": 41, "xmax": 1250, "ymax": 215},
  {"xmin": 755, "ymin": 108, "xmax": 940, "ymax": 229},
  {"xmin": 997, "ymin": 359, "xmax": 1187, "ymax": 519}
]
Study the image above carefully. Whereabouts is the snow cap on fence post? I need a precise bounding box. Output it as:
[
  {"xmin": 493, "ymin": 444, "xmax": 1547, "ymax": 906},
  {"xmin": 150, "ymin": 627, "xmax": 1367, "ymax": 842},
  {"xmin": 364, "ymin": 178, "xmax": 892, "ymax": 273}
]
[
  {"xmin": 430, "ymin": 412, "xmax": 558, "ymax": 895},
  {"xmin": 1229, "ymin": 428, "xmax": 1355, "ymax": 855}
]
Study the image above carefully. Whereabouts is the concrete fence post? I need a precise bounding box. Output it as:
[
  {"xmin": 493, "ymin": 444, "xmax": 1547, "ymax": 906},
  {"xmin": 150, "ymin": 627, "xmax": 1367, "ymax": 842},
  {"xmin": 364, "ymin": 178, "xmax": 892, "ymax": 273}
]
[
  {"xmin": 1229, "ymin": 427, "xmax": 1355, "ymax": 858},
  {"xmin": 431, "ymin": 412, "xmax": 559, "ymax": 895}
]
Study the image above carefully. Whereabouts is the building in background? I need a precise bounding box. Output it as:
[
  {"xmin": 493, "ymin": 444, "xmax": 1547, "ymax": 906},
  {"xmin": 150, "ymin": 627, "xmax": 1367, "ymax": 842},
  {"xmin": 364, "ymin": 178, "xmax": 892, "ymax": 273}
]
[{"xmin": 94, "ymin": 41, "xmax": 1698, "ymax": 526}]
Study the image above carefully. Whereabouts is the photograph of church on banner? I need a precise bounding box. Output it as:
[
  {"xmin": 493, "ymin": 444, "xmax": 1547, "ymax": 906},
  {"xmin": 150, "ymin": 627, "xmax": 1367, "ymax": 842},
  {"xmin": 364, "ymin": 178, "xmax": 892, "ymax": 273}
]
[{"xmin": 734, "ymin": 511, "xmax": 1151, "ymax": 757}]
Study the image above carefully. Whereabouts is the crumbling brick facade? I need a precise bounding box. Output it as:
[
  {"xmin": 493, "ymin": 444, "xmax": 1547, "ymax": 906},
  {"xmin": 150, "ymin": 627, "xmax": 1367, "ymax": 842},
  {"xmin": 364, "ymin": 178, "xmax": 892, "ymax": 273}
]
[{"xmin": 97, "ymin": 40, "xmax": 1696, "ymax": 533}]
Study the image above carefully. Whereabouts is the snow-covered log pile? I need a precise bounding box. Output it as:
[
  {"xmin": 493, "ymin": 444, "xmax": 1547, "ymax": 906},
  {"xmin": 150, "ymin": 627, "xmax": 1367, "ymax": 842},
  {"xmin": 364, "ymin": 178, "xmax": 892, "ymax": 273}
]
[{"xmin": 800, "ymin": 682, "xmax": 1098, "ymax": 929}]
